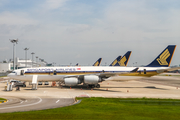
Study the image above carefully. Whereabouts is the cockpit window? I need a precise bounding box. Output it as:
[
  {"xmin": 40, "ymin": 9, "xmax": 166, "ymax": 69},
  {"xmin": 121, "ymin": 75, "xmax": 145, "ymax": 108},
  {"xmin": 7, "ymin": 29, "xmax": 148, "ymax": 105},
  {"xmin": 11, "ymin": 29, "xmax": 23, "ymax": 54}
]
[{"xmin": 12, "ymin": 71, "xmax": 16, "ymax": 73}]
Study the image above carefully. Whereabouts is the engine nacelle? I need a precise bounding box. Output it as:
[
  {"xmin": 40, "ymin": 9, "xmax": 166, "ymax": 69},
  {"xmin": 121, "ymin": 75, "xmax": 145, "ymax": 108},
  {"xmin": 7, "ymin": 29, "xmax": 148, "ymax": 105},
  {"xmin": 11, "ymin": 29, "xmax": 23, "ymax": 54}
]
[
  {"xmin": 64, "ymin": 77, "xmax": 81, "ymax": 86},
  {"xmin": 84, "ymin": 75, "xmax": 100, "ymax": 84}
]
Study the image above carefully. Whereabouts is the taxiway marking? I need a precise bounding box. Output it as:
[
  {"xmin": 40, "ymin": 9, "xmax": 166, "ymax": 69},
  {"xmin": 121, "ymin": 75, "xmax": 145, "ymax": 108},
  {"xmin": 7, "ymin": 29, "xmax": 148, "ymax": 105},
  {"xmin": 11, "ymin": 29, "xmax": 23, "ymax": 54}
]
[
  {"xmin": 0, "ymin": 97, "xmax": 42, "ymax": 110},
  {"xmin": 56, "ymin": 100, "xmax": 60, "ymax": 103}
]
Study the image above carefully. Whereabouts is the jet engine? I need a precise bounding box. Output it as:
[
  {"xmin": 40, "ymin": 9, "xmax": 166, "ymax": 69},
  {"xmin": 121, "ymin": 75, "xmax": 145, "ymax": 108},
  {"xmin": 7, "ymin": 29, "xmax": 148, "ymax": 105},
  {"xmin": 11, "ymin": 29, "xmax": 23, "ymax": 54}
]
[
  {"xmin": 64, "ymin": 77, "xmax": 81, "ymax": 86},
  {"xmin": 84, "ymin": 75, "xmax": 101, "ymax": 84}
]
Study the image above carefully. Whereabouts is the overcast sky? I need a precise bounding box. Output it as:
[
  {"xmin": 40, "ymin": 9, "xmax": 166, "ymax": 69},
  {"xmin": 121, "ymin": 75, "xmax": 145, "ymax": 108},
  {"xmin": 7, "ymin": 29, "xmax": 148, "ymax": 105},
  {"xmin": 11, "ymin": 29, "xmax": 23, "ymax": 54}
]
[{"xmin": 0, "ymin": 0, "xmax": 180, "ymax": 66}]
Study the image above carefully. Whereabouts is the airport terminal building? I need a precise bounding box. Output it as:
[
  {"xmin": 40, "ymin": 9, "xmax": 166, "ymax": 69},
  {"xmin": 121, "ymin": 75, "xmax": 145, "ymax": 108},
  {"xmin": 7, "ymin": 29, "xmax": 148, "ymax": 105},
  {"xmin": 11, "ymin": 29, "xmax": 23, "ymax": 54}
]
[{"xmin": 0, "ymin": 57, "xmax": 48, "ymax": 74}]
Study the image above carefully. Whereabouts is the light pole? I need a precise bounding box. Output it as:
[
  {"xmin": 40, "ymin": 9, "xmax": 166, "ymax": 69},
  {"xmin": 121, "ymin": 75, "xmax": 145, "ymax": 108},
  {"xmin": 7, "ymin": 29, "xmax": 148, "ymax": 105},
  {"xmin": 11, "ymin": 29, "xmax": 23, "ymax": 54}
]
[
  {"xmin": 31, "ymin": 52, "xmax": 35, "ymax": 67},
  {"xmin": 10, "ymin": 39, "xmax": 18, "ymax": 70},
  {"xmin": 24, "ymin": 48, "xmax": 29, "ymax": 68},
  {"xmin": 36, "ymin": 56, "xmax": 38, "ymax": 67}
]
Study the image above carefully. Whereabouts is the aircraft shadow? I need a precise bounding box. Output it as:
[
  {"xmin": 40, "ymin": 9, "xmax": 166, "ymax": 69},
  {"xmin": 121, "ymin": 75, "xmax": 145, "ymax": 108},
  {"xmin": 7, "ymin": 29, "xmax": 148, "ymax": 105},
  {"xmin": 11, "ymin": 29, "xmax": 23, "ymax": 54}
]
[
  {"xmin": 21, "ymin": 85, "xmax": 168, "ymax": 91},
  {"xmin": 100, "ymin": 86, "xmax": 168, "ymax": 90},
  {"xmin": 59, "ymin": 86, "xmax": 121, "ymax": 92}
]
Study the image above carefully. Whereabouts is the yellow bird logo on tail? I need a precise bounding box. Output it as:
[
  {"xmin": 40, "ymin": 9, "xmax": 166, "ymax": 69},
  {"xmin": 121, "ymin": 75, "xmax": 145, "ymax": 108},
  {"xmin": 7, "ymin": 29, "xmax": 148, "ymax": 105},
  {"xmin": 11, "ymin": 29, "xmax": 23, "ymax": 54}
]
[
  {"xmin": 94, "ymin": 61, "xmax": 99, "ymax": 66},
  {"xmin": 118, "ymin": 56, "xmax": 127, "ymax": 66},
  {"xmin": 111, "ymin": 60, "xmax": 118, "ymax": 66},
  {"xmin": 156, "ymin": 49, "xmax": 170, "ymax": 65}
]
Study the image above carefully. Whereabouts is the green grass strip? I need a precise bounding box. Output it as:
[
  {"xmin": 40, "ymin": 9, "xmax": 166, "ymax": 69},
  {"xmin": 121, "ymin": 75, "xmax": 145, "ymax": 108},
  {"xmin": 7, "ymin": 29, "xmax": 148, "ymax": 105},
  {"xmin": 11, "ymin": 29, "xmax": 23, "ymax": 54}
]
[
  {"xmin": 0, "ymin": 76, "xmax": 7, "ymax": 78},
  {"xmin": 0, "ymin": 98, "xmax": 7, "ymax": 101},
  {"xmin": 1, "ymin": 97, "xmax": 180, "ymax": 120}
]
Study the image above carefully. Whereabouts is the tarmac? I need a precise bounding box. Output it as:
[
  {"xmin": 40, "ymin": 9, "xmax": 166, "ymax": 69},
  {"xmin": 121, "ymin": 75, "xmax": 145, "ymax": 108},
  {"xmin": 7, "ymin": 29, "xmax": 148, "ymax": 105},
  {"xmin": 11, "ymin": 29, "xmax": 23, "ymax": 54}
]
[{"xmin": 0, "ymin": 74, "xmax": 180, "ymax": 113}]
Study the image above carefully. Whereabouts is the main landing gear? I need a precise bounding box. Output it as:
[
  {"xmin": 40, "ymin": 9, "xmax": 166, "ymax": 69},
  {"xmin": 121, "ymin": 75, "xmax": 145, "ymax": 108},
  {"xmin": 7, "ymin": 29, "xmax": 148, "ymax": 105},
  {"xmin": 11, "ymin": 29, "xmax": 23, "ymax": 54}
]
[{"xmin": 88, "ymin": 84, "xmax": 100, "ymax": 88}]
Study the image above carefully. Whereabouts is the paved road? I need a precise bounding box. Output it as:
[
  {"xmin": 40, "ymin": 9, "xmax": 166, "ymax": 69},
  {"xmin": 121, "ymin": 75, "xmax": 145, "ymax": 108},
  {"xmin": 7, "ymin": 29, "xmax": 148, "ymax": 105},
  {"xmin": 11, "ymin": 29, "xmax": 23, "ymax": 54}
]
[{"xmin": 0, "ymin": 96, "xmax": 75, "ymax": 113}]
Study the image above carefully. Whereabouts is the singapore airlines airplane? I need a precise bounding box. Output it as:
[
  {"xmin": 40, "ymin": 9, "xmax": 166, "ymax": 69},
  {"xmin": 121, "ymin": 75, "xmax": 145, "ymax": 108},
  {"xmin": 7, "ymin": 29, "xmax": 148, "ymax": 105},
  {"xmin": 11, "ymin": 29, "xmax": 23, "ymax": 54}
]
[
  {"xmin": 8, "ymin": 45, "xmax": 179, "ymax": 88},
  {"xmin": 109, "ymin": 51, "xmax": 132, "ymax": 66},
  {"xmin": 75, "ymin": 58, "xmax": 102, "ymax": 66},
  {"xmin": 109, "ymin": 56, "xmax": 121, "ymax": 66},
  {"xmin": 93, "ymin": 58, "xmax": 102, "ymax": 66}
]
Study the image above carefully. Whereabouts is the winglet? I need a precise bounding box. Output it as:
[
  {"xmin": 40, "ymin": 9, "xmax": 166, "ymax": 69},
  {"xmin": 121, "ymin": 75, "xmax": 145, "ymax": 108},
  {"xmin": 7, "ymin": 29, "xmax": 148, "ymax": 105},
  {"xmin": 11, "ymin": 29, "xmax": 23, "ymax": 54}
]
[
  {"xmin": 146, "ymin": 45, "xmax": 176, "ymax": 67},
  {"xmin": 109, "ymin": 56, "xmax": 121, "ymax": 66},
  {"xmin": 93, "ymin": 58, "xmax": 102, "ymax": 66}
]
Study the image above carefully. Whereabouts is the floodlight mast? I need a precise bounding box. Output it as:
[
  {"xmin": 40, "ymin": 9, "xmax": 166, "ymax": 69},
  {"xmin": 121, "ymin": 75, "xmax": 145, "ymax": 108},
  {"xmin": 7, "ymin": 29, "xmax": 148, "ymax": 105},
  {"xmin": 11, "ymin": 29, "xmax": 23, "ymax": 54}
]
[
  {"xmin": 24, "ymin": 48, "xmax": 29, "ymax": 68},
  {"xmin": 36, "ymin": 56, "xmax": 38, "ymax": 67},
  {"xmin": 31, "ymin": 52, "xmax": 35, "ymax": 67},
  {"xmin": 10, "ymin": 39, "xmax": 18, "ymax": 70}
]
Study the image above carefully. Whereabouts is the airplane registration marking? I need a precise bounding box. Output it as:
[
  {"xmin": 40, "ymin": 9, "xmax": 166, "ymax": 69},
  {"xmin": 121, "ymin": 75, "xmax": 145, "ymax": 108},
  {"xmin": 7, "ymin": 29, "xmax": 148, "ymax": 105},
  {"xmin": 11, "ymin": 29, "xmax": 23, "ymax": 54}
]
[{"xmin": 0, "ymin": 97, "xmax": 42, "ymax": 110}]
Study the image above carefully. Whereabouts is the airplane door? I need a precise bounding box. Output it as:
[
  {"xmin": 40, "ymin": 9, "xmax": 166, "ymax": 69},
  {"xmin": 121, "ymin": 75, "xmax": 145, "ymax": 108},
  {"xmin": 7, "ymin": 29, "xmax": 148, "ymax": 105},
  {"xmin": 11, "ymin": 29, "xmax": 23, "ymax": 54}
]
[
  {"xmin": 144, "ymin": 69, "xmax": 146, "ymax": 74},
  {"xmin": 53, "ymin": 70, "xmax": 57, "ymax": 75},
  {"xmin": 21, "ymin": 70, "xmax": 24, "ymax": 75}
]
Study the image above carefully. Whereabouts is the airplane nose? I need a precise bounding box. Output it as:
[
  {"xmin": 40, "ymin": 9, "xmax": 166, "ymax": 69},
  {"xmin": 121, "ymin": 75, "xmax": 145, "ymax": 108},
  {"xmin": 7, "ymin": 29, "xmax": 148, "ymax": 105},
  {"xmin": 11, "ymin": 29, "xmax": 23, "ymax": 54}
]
[{"xmin": 7, "ymin": 72, "xmax": 15, "ymax": 77}]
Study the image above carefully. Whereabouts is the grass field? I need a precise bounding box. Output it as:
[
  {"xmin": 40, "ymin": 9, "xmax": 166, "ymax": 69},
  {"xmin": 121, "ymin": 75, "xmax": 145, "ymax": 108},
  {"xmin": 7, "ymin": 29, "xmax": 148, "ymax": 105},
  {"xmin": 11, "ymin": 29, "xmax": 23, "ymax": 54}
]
[
  {"xmin": 0, "ymin": 98, "xmax": 7, "ymax": 103},
  {"xmin": 0, "ymin": 76, "xmax": 6, "ymax": 78},
  {"xmin": 1, "ymin": 97, "xmax": 180, "ymax": 120},
  {"xmin": 0, "ymin": 98, "xmax": 6, "ymax": 101}
]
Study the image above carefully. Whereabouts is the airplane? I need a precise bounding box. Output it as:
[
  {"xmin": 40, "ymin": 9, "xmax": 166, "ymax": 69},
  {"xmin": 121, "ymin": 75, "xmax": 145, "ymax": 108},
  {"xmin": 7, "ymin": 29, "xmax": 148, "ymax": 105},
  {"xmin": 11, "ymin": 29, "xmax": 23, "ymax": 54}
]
[
  {"xmin": 109, "ymin": 51, "xmax": 132, "ymax": 66},
  {"xmin": 92, "ymin": 58, "xmax": 102, "ymax": 66},
  {"xmin": 7, "ymin": 45, "xmax": 179, "ymax": 88},
  {"xmin": 75, "ymin": 58, "xmax": 102, "ymax": 66},
  {"xmin": 109, "ymin": 56, "xmax": 121, "ymax": 66}
]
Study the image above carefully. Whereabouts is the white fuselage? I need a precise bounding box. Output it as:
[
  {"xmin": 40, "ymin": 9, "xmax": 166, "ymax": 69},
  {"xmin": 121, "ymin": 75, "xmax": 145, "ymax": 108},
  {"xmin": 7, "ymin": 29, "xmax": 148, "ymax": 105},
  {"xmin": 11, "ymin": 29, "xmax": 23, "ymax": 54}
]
[{"xmin": 7, "ymin": 66, "xmax": 168, "ymax": 82}]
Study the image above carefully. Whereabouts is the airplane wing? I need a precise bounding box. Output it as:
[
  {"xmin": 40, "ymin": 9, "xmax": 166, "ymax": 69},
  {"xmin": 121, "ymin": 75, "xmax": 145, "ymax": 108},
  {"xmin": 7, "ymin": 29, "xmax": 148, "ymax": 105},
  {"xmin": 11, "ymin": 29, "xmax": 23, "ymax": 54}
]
[
  {"xmin": 98, "ymin": 67, "xmax": 139, "ymax": 78},
  {"xmin": 64, "ymin": 67, "xmax": 139, "ymax": 79},
  {"xmin": 157, "ymin": 67, "xmax": 180, "ymax": 73}
]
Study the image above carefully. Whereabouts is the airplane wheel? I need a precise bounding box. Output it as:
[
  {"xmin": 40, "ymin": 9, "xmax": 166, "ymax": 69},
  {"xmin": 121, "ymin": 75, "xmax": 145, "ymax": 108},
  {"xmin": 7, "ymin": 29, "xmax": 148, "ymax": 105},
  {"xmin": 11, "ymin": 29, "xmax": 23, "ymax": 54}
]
[{"xmin": 96, "ymin": 84, "xmax": 100, "ymax": 88}]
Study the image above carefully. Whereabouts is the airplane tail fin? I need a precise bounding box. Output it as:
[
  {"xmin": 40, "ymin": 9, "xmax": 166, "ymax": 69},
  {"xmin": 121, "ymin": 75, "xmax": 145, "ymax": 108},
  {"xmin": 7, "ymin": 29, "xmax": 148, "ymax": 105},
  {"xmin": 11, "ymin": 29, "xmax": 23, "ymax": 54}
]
[
  {"xmin": 146, "ymin": 45, "xmax": 176, "ymax": 67},
  {"xmin": 109, "ymin": 56, "xmax": 121, "ymax": 66},
  {"xmin": 93, "ymin": 58, "xmax": 102, "ymax": 66},
  {"xmin": 114, "ymin": 51, "xmax": 132, "ymax": 66}
]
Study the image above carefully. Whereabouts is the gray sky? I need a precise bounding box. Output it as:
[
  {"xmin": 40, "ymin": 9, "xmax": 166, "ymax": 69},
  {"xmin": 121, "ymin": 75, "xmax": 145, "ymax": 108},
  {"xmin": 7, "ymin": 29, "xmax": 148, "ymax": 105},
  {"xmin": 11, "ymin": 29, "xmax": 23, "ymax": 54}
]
[{"xmin": 0, "ymin": 0, "xmax": 180, "ymax": 66}]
